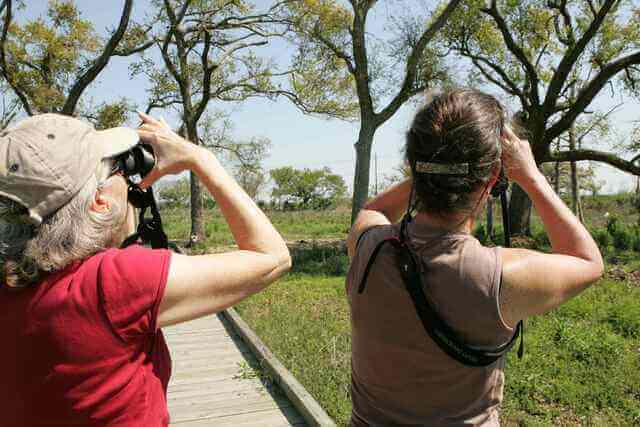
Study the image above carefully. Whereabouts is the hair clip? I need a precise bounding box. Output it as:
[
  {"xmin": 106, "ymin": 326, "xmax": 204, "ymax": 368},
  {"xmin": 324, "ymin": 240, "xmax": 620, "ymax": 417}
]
[{"xmin": 415, "ymin": 161, "xmax": 469, "ymax": 175}]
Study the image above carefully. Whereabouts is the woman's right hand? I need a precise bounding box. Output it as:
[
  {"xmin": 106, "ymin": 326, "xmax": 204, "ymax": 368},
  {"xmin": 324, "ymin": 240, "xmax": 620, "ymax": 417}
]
[
  {"xmin": 136, "ymin": 111, "xmax": 202, "ymax": 189},
  {"xmin": 500, "ymin": 124, "xmax": 542, "ymax": 185}
]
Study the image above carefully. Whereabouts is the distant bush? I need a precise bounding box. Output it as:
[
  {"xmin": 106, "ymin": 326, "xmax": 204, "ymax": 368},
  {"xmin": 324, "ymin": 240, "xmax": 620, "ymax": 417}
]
[
  {"xmin": 270, "ymin": 166, "xmax": 347, "ymax": 211},
  {"xmin": 593, "ymin": 229, "xmax": 611, "ymax": 252},
  {"xmin": 606, "ymin": 216, "xmax": 619, "ymax": 236},
  {"xmin": 633, "ymin": 228, "xmax": 640, "ymax": 252},
  {"xmin": 532, "ymin": 229, "xmax": 550, "ymax": 249},
  {"xmin": 290, "ymin": 242, "xmax": 348, "ymax": 276},
  {"xmin": 473, "ymin": 224, "xmax": 488, "ymax": 245},
  {"xmin": 612, "ymin": 227, "xmax": 631, "ymax": 251}
]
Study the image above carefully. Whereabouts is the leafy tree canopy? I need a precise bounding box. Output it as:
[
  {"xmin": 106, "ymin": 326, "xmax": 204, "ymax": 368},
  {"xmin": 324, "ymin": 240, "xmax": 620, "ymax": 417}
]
[
  {"xmin": 270, "ymin": 166, "xmax": 347, "ymax": 210},
  {"xmin": 443, "ymin": 0, "xmax": 640, "ymax": 167},
  {"xmin": 0, "ymin": 0, "xmax": 135, "ymax": 115}
]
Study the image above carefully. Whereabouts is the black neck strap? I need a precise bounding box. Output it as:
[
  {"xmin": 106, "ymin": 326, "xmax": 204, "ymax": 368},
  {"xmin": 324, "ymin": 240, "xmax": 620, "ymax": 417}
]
[
  {"xmin": 357, "ymin": 181, "xmax": 524, "ymax": 367},
  {"xmin": 121, "ymin": 185, "xmax": 169, "ymax": 250}
]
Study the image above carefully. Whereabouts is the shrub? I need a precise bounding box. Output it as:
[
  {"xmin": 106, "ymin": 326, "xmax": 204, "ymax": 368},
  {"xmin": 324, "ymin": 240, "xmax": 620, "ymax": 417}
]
[
  {"xmin": 606, "ymin": 216, "xmax": 619, "ymax": 236},
  {"xmin": 290, "ymin": 242, "xmax": 349, "ymax": 276},
  {"xmin": 532, "ymin": 229, "xmax": 550, "ymax": 249},
  {"xmin": 474, "ymin": 224, "xmax": 488, "ymax": 245},
  {"xmin": 593, "ymin": 229, "xmax": 611, "ymax": 252},
  {"xmin": 632, "ymin": 227, "xmax": 640, "ymax": 252},
  {"xmin": 612, "ymin": 228, "xmax": 631, "ymax": 251}
]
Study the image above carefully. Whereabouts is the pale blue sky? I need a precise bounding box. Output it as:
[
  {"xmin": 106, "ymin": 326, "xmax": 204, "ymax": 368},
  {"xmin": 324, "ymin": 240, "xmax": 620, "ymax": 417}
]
[{"xmin": 18, "ymin": 1, "xmax": 640, "ymax": 194}]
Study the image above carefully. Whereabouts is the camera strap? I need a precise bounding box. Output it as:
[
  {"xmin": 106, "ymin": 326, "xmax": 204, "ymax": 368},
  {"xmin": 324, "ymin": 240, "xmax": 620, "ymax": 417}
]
[
  {"xmin": 357, "ymin": 230, "xmax": 523, "ymax": 367},
  {"xmin": 121, "ymin": 185, "xmax": 169, "ymax": 250}
]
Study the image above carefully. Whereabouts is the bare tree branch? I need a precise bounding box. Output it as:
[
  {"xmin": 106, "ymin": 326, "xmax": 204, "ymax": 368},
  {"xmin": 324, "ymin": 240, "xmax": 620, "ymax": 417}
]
[
  {"xmin": 311, "ymin": 23, "xmax": 355, "ymax": 75},
  {"xmin": 461, "ymin": 48, "xmax": 527, "ymax": 107},
  {"xmin": 376, "ymin": 0, "xmax": 462, "ymax": 126},
  {"xmin": 576, "ymin": 102, "xmax": 622, "ymax": 144},
  {"xmin": 547, "ymin": 50, "xmax": 640, "ymax": 142},
  {"xmin": 547, "ymin": 148, "xmax": 640, "ymax": 175},
  {"xmin": 62, "ymin": 0, "xmax": 134, "ymax": 114},
  {"xmin": 0, "ymin": 0, "xmax": 33, "ymax": 115},
  {"xmin": 481, "ymin": 0, "xmax": 540, "ymax": 106},
  {"xmin": 542, "ymin": 0, "xmax": 618, "ymax": 114}
]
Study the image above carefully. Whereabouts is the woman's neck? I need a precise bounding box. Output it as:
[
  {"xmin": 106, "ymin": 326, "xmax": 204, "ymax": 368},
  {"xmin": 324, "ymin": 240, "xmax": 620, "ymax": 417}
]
[{"xmin": 413, "ymin": 210, "xmax": 475, "ymax": 234}]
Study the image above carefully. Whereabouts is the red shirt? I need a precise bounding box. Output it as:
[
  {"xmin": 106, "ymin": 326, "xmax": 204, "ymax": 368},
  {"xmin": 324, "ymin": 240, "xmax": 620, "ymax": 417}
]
[{"xmin": 0, "ymin": 245, "xmax": 172, "ymax": 426}]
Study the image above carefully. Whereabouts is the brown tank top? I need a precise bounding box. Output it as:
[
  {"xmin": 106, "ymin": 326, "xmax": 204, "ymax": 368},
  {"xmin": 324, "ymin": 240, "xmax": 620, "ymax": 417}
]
[{"xmin": 346, "ymin": 221, "xmax": 514, "ymax": 426}]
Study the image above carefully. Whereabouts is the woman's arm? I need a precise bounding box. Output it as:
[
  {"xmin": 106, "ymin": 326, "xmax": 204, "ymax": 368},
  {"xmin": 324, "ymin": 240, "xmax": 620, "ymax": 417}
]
[
  {"xmin": 136, "ymin": 113, "xmax": 291, "ymax": 328},
  {"xmin": 347, "ymin": 179, "xmax": 412, "ymax": 259},
  {"xmin": 499, "ymin": 126, "xmax": 604, "ymax": 327}
]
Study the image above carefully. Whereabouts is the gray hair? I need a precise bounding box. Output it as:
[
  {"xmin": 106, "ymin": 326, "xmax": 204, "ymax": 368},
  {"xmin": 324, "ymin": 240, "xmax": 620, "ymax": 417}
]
[{"xmin": 0, "ymin": 160, "xmax": 126, "ymax": 289}]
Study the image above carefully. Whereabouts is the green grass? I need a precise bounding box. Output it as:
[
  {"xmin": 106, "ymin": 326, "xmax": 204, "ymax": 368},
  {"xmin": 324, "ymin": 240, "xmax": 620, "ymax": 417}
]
[
  {"xmin": 164, "ymin": 195, "xmax": 640, "ymax": 424},
  {"xmin": 236, "ymin": 269, "xmax": 640, "ymax": 426},
  {"xmin": 162, "ymin": 206, "xmax": 351, "ymax": 248},
  {"xmin": 236, "ymin": 274, "xmax": 352, "ymax": 424}
]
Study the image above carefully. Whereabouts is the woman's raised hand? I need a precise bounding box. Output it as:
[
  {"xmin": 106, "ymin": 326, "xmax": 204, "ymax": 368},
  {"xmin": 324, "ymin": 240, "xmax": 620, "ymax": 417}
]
[
  {"xmin": 136, "ymin": 111, "xmax": 203, "ymax": 189},
  {"xmin": 500, "ymin": 124, "xmax": 541, "ymax": 185}
]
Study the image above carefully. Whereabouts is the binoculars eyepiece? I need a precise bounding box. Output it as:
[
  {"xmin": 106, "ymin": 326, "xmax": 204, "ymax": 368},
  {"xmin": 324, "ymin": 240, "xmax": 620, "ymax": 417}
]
[{"xmin": 114, "ymin": 144, "xmax": 155, "ymax": 179}]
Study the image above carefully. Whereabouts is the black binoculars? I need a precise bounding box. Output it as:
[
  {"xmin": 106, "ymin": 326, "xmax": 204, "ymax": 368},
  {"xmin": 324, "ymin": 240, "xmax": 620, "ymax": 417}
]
[
  {"xmin": 112, "ymin": 144, "xmax": 156, "ymax": 209},
  {"xmin": 490, "ymin": 167, "xmax": 509, "ymax": 197},
  {"xmin": 113, "ymin": 144, "xmax": 155, "ymax": 179}
]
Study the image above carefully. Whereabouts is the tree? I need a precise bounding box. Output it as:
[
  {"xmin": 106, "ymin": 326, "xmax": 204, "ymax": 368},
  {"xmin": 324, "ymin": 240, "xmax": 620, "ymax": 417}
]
[
  {"xmin": 0, "ymin": 78, "xmax": 18, "ymax": 129},
  {"xmin": 541, "ymin": 162, "xmax": 603, "ymax": 196},
  {"xmin": 199, "ymin": 111, "xmax": 271, "ymax": 200},
  {"xmin": 83, "ymin": 98, "xmax": 137, "ymax": 130},
  {"xmin": 270, "ymin": 166, "xmax": 347, "ymax": 210},
  {"xmin": 157, "ymin": 177, "xmax": 217, "ymax": 210},
  {"xmin": 284, "ymin": 0, "xmax": 463, "ymax": 222},
  {"xmin": 444, "ymin": 0, "xmax": 640, "ymax": 234},
  {"xmin": 132, "ymin": 0, "xmax": 290, "ymax": 245},
  {"xmin": 0, "ymin": 0, "xmax": 136, "ymax": 116},
  {"xmin": 551, "ymin": 103, "xmax": 620, "ymax": 219},
  {"xmin": 235, "ymin": 163, "xmax": 268, "ymax": 200},
  {"xmin": 158, "ymin": 178, "xmax": 190, "ymax": 208}
]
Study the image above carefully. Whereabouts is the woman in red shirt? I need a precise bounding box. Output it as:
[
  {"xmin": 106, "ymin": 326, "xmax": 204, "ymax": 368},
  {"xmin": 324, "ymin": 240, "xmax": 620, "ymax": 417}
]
[{"xmin": 0, "ymin": 112, "xmax": 290, "ymax": 426}]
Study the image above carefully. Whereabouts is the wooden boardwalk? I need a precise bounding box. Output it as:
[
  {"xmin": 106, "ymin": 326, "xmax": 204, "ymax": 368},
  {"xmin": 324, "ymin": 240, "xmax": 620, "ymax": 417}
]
[{"xmin": 164, "ymin": 314, "xmax": 307, "ymax": 426}]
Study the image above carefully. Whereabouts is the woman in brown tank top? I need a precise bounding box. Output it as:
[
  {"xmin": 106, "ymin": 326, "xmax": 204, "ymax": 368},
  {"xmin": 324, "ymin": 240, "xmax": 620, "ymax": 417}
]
[{"xmin": 346, "ymin": 89, "xmax": 604, "ymax": 426}]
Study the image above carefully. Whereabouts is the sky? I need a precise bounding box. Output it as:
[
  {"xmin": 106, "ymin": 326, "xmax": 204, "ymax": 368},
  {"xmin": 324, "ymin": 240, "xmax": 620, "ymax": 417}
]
[{"xmin": 16, "ymin": 0, "xmax": 640, "ymax": 195}]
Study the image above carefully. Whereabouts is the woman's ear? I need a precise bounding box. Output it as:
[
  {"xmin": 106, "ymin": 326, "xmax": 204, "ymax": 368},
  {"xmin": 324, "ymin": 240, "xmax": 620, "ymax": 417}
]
[{"xmin": 90, "ymin": 188, "xmax": 111, "ymax": 214}]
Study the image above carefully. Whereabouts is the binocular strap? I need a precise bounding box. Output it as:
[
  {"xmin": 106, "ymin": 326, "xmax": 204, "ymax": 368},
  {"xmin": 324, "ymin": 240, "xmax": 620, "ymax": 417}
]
[
  {"xmin": 357, "ymin": 236, "xmax": 524, "ymax": 367},
  {"xmin": 121, "ymin": 186, "xmax": 169, "ymax": 250}
]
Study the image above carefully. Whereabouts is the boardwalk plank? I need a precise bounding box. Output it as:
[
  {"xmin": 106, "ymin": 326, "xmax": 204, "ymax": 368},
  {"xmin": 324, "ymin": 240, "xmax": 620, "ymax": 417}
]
[
  {"xmin": 171, "ymin": 406, "xmax": 306, "ymax": 426},
  {"xmin": 164, "ymin": 314, "xmax": 305, "ymax": 426}
]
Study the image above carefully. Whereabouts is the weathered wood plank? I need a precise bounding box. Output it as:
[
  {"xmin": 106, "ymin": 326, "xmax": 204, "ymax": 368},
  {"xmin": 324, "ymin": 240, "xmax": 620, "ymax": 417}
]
[
  {"xmin": 164, "ymin": 314, "xmax": 306, "ymax": 426},
  {"xmin": 171, "ymin": 406, "xmax": 306, "ymax": 426},
  {"xmin": 222, "ymin": 309, "xmax": 336, "ymax": 426}
]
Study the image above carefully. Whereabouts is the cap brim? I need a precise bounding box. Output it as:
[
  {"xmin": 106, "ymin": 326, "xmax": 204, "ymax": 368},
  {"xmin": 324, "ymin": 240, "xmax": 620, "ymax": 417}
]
[{"xmin": 87, "ymin": 127, "xmax": 139, "ymax": 159}]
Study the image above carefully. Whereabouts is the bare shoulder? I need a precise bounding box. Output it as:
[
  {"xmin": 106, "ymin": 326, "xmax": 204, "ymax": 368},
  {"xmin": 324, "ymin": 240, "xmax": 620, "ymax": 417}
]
[{"xmin": 347, "ymin": 209, "xmax": 391, "ymax": 259}]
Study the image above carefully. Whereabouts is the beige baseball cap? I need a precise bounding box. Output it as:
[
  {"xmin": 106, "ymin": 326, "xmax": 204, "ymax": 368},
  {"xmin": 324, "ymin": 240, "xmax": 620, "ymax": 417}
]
[{"xmin": 0, "ymin": 113, "xmax": 139, "ymax": 225}]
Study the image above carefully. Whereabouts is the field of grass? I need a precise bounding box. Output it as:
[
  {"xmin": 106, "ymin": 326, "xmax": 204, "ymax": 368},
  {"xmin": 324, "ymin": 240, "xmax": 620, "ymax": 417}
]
[
  {"xmin": 161, "ymin": 193, "xmax": 640, "ymax": 249},
  {"xmin": 236, "ymin": 255, "xmax": 640, "ymax": 425},
  {"xmin": 163, "ymin": 193, "xmax": 640, "ymax": 425},
  {"xmin": 162, "ymin": 206, "xmax": 352, "ymax": 248}
]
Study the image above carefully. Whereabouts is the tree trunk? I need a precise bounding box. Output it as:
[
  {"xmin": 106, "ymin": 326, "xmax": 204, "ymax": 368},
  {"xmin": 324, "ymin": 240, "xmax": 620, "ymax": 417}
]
[
  {"xmin": 576, "ymin": 196, "xmax": 584, "ymax": 223},
  {"xmin": 509, "ymin": 183, "xmax": 532, "ymax": 236},
  {"xmin": 186, "ymin": 124, "xmax": 204, "ymax": 246},
  {"xmin": 486, "ymin": 199, "xmax": 494, "ymax": 238},
  {"xmin": 569, "ymin": 124, "xmax": 580, "ymax": 218},
  {"xmin": 350, "ymin": 125, "xmax": 375, "ymax": 223}
]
